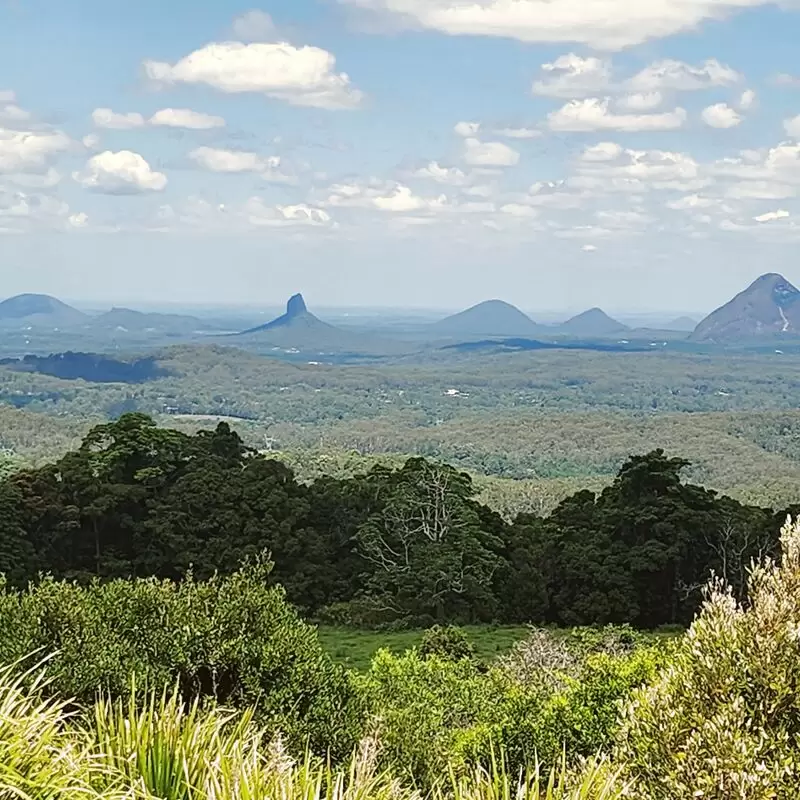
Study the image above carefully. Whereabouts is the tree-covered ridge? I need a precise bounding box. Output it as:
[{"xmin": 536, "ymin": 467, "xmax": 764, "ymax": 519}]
[{"xmin": 0, "ymin": 413, "xmax": 788, "ymax": 629}]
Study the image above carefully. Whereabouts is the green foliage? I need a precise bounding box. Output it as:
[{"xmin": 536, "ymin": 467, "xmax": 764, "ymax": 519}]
[
  {"xmin": 420, "ymin": 626, "xmax": 477, "ymax": 662},
  {"xmin": 355, "ymin": 648, "xmax": 496, "ymax": 786},
  {"xmin": 0, "ymin": 559, "xmax": 358, "ymax": 758},
  {"xmin": 616, "ymin": 516, "xmax": 800, "ymax": 798}
]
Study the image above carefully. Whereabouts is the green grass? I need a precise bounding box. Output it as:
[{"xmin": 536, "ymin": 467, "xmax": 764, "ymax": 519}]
[{"xmin": 317, "ymin": 625, "xmax": 533, "ymax": 671}]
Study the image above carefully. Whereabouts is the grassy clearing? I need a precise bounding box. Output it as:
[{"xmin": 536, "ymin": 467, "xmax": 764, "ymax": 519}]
[{"xmin": 318, "ymin": 626, "xmax": 543, "ymax": 670}]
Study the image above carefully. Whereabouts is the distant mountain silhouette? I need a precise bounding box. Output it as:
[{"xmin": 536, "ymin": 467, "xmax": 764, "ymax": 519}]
[
  {"xmin": 664, "ymin": 316, "xmax": 699, "ymax": 332},
  {"xmin": 558, "ymin": 308, "xmax": 628, "ymax": 337},
  {"xmin": 690, "ymin": 273, "xmax": 800, "ymax": 343},
  {"xmin": 431, "ymin": 300, "xmax": 540, "ymax": 337},
  {"xmin": 236, "ymin": 294, "xmax": 403, "ymax": 355},
  {"xmin": 0, "ymin": 294, "xmax": 86, "ymax": 326},
  {"xmin": 91, "ymin": 307, "xmax": 208, "ymax": 334}
]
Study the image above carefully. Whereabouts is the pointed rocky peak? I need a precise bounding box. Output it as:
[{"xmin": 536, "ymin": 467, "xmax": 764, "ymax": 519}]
[
  {"xmin": 691, "ymin": 273, "xmax": 800, "ymax": 343},
  {"xmin": 286, "ymin": 293, "xmax": 307, "ymax": 317}
]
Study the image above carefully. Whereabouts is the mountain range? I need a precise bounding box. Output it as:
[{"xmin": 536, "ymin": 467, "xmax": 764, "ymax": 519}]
[{"xmin": 3, "ymin": 273, "xmax": 800, "ymax": 351}]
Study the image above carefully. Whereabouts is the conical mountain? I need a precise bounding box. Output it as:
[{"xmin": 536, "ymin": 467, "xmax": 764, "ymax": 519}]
[
  {"xmin": 690, "ymin": 273, "xmax": 800, "ymax": 343},
  {"xmin": 431, "ymin": 299, "xmax": 539, "ymax": 337},
  {"xmin": 236, "ymin": 294, "xmax": 403, "ymax": 354},
  {"xmin": 665, "ymin": 316, "xmax": 698, "ymax": 332},
  {"xmin": 559, "ymin": 307, "xmax": 627, "ymax": 336},
  {"xmin": 0, "ymin": 293, "xmax": 86, "ymax": 326}
]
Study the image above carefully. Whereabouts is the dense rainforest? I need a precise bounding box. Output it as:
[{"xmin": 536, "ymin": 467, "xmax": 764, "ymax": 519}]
[{"xmin": 0, "ymin": 412, "xmax": 788, "ymax": 629}]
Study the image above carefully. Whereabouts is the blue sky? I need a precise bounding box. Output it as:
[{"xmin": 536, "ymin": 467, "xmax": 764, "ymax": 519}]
[{"xmin": 2, "ymin": 0, "xmax": 800, "ymax": 313}]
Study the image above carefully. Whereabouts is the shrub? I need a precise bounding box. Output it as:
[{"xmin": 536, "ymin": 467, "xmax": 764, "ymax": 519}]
[
  {"xmin": 0, "ymin": 557, "xmax": 360, "ymax": 758},
  {"xmin": 616, "ymin": 516, "xmax": 800, "ymax": 798},
  {"xmin": 420, "ymin": 625, "xmax": 477, "ymax": 662},
  {"xmin": 355, "ymin": 648, "xmax": 497, "ymax": 786}
]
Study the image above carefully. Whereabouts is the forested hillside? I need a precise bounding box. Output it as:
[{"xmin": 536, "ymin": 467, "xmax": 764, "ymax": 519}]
[{"xmin": 0, "ymin": 412, "xmax": 788, "ymax": 629}]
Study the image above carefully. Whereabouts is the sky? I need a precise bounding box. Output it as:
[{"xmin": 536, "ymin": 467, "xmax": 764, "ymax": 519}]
[{"xmin": 2, "ymin": 0, "xmax": 800, "ymax": 313}]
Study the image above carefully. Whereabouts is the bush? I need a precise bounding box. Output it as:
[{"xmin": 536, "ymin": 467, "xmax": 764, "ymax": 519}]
[
  {"xmin": 355, "ymin": 648, "xmax": 497, "ymax": 786},
  {"xmin": 616, "ymin": 516, "xmax": 800, "ymax": 798},
  {"xmin": 0, "ymin": 557, "xmax": 359, "ymax": 758},
  {"xmin": 420, "ymin": 625, "xmax": 477, "ymax": 662}
]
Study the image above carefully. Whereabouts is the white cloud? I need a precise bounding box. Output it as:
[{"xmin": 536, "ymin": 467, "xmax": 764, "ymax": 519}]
[
  {"xmin": 6, "ymin": 167, "xmax": 61, "ymax": 188},
  {"xmin": 548, "ymin": 98, "xmax": 686, "ymax": 132},
  {"xmin": 336, "ymin": 0, "xmax": 782, "ymax": 50},
  {"xmin": 667, "ymin": 194, "xmax": 721, "ymax": 210},
  {"xmin": 373, "ymin": 184, "xmax": 447, "ymax": 212},
  {"xmin": 82, "ymin": 133, "xmax": 101, "ymax": 150},
  {"xmin": 499, "ymin": 203, "xmax": 539, "ymax": 217},
  {"xmin": 0, "ymin": 127, "xmax": 72, "ymax": 174},
  {"xmin": 188, "ymin": 146, "xmax": 290, "ymax": 181},
  {"xmin": 246, "ymin": 197, "xmax": 333, "ymax": 227},
  {"xmin": 580, "ymin": 142, "xmax": 624, "ymax": 162},
  {"xmin": 754, "ymin": 209, "xmax": 790, "ymax": 223},
  {"xmin": 323, "ymin": 181, "xmax": 448, "ymax": 213},
  {"xmin": 582, "ymin": 244, "xmax": 597, "ymax": 252},
  {"xmin": 0, "ymin": 104, "xmax": 32, "ymax": 123},
  {"xmin": 710, "ymin": 144, "xmax": 800, "ymax": 184},
  {"xmin": 617, "ymin": 92, "xmax": 663, "ymax": 111},
  {"xmin": 785, "ymin": 115, "xmax": 800, "ymax": 138},
  {"xmin": 701, "ymin": 103, "xmax": 742, "ymax": 129},
  {"xmin": 454, "ymin": 121, "xmax": 480, "ymax": 137},
  {"xmin": 92, "ymin": 108, "xmax": 146, "ymax": 130},
  {"xmin": 627, "ymin": 59, "xmax": 740, "ymax": 91},
  {"xmin": 412, "ymin": 161, "xmax": 468, "ymax": 184},
  {"xmin": 739, "ymin": 89, "xmax": 757, "ymax": 110},
  {"xmin": 726, "ymin": 181, "xmax": 796, "ymax": 200},
  {"xmin": 149, "ymin": 108, "xmax": 226, "ymax": 129},
  {"xmin": 576, "ymin": 147, "xmax": 703, "ymax": 189},
  {"xmin": 231, "ymin": 10, "xmax": 277, "ymax": 42},
  {"xmin": 493, "ymin": 127, "xmax": 541, "ymax": 139},
  {"xmin": 773, "ymin": 73, "xmax": 800, "ymax": 86},
  {"xmin": 73, "ymin": 150, "xmax": 167, "ymax": 194},
  {"xmin": 463, "ymin": 137, "xmax": 520, "ymax": 167},
  {"xmin": 532, "ymin": 54, "xmax": 611, "ymax": 98},
  {"xmin": 68, "ymin": 212, "xmax": 89, "ymax": 228},
  {"xmin": 0, "ymin": 90, "xmax": 15, "ymax": 103},
  {"xmin": 144, "ymin": 41, "xmax": 363, "ymax": 110}
]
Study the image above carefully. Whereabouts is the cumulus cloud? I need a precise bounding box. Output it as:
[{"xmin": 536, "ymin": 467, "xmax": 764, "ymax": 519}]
[
  {"xmin": 617, "ymin": 92, "xmax": 663, "ymax": 111},
  {"xmin": 701, "ymin": 103, "xmax": 742, "ymax": 129},
  {"xmin": 231, "ymin": 10, "xmax": 277, "ymax": 42},
  {"xmin": 548, "ymin": 98, "xmax": 686, "ymax": 132},
  {"xmin": 739, "ymin": 89, "xmax": 757, "ymax": 110},
  {"xmin": 785, "ymin": 115, "xmax": 800, "ymax": 138},
  {"xmin": 532, "ymin": 54, "xmax": 611, "ymax": 98},
  {"xmin": 454, "ymin": 121, "xmax": 480, "ymax": 137},
  {"xmin": 73, "ymin": 150, "xmax": 167, "ymax": 194},
  {"xmin": 335, "ymin": 0, "xmax": 781, "ymax": 50},
  {"xmin": 576, "ymin": 146, "xmax": 703, "ymax": 190},
  {"xmin": 246, "ymin": 197, "xmax": 333, "ymax": 227},
  {"xmin": 0, "ymin": 90, "xmax": 15, "ymax": 103},
  {"xmin": 412, "ymin": 161, "xmax": 468, "ymax": 184},
  {"xmin": 188, "ymin": 146, "xmax": 290, "ymax": 181},
  {"xmin": 91, "ymin": 108, "xmax": 146, "ymax": 130},
  {"xmin": 754, "ymin": 209, "xmax": 790, "ymax": 223},
  {"xmin": 68, "ymin": 212, "xmax": 89, "ymax": 228},
  {"xmin": 0, "ymin": 127, "xmax": 72, "ymax": 174},
  {"xmin": 144, "ymin": 41, "xmax": 364, "ymax": 110},
  {"xmin": 323, "ymin": 181, "xmax": 448, "ymax": 213},
  {"xmin": 149, "ymin": 108, "xmax": 226, "ymax": 129},
  {"xmin": 463, "ymin": 137, "xmax": 520, "ymax": 167},
  {"xmin": 626, "ymin": 59, "xmax": 740, "ymax": 91},
  {"xmin": 580, "ymin": 142, "xmax": 624, "ymax": 162}
]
